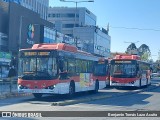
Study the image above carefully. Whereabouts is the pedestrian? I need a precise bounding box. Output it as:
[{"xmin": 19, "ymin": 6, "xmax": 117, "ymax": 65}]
[
  {"xmin": 8, "ymin": 66, "xmax": 16, "ymax": 78},
  {"xmin": 8, "ymin": 66, "xmax": 16, "ymax": 93}
]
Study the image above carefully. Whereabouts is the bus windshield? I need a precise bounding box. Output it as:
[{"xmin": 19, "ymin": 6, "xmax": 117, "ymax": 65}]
[
  {"xmin": 94, "ymin": 64, "xmax": 108, "ymax": 76},
  {"xmin": 110, "ymin": 63, "xmax": 137, "ymax": 78},
  {"xmin": 18, "ymin": 56, "xmax": 57, "ymax": 80}
]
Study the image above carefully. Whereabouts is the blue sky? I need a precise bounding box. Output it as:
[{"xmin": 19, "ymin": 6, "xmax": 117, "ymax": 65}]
[{"xmin": 49, "ymin": 0, "xmax": 160, "ymax": 61}]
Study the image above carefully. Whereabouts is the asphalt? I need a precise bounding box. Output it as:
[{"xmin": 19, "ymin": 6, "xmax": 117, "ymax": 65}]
[{"xmin": 51, "ymin": 82, "xmax": 160, "ymax": 106}]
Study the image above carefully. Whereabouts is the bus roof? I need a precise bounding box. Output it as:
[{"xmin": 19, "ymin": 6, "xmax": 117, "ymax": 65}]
[
  {"xmin": 114, "ymin": 54, "xmax": 141, "ymax": 60},
  {"xmin": 20, "ymin": 43, "xmax": 94, "ymax": 56},
  {"xmin": 31, "ymin": 43, "xmax": 77, "ymax": 52}
]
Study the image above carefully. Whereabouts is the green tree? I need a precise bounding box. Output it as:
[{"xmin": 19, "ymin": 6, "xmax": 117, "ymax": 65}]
[
  {"xmin": 125, "ymin": 43, "xmax": 138, "ymax": 54},
  {"xmin": 138, "ymin": 44, "xmax": 151, "ymax": 61},
  {"xmin": 141, "ymin": 52, "xmax": 150, "ymax": 61}
]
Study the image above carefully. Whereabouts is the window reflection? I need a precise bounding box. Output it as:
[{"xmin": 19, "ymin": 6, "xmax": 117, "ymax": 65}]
[{"xmin": 19, "ymin": 57, "xmax": 57, "ymax": 78}]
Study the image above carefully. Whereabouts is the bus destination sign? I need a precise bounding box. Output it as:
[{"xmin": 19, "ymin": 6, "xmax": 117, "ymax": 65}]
[
  {"xmin": 115, "ymin": 61, "xmax": 132, "ymax": 63},
  {"xmin": 23, "ymin": 52, "xmax": 50, "ymax": 56}
]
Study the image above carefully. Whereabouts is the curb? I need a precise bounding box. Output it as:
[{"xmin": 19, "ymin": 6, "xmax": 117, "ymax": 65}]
[
  {"xmin": 51, "ymin": 95, "xmax": 112, "ymax": 106},
  {"xmin": 0, "ymin": 92, "xmax": 32, "ymax": 100}
]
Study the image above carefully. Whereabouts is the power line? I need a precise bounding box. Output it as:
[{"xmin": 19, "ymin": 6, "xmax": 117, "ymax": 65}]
[{"xmin": 109, "ymin": 26, "xmax": 160, "ymax": 32}]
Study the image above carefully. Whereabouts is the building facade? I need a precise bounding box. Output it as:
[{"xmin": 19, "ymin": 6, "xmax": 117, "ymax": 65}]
[
  {"xmin": 43, "ymin": 26, "xmax": 74, "ymax": 45},
  {"xmin": 48, "ymin": 7, "xmax": 111, "ymax": 57},
  {"xmin": 3, "ymin": 0, "xmax": 49, "ymax": 19},
  {"xmin": 73, "ymin": 26, "xmax": 111, "ymax": 57},
  {"xmin": 7, "ymin": 2, "xmax": 53, "ymax": 54},
  {"xmin": 0, "ymin": 1, "xmax": 54, "ymax": 71},
  {"xmin": 48, "ymin": 7, "xmax": 96, "ymax": 37}
]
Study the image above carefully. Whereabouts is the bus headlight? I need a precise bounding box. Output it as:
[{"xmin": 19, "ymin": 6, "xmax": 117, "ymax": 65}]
[
  {"xmin": 45, "ymin": 85, "xmax": 56, "ymax": 90},
  {"xmin": 129, "ymin": 81, "xmax": 135, "ymax": 84},
  {"xmin": 18, "ymin": 85, "xmax": 28, "ymax": 89},
  {"xmin": 18, "ymin": 85, "xmax": 24, "ymax": 89}
]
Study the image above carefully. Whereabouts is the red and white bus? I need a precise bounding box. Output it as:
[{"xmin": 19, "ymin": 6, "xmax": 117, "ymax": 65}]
[
  {"xmin": 93, "ymin": 58, "xmax": 110, "ymax": 87},
  {"xmin": 18, "ymin": 43, "xmax": 106, "ymax": 98},
  {"xmin": 110, "ymin": 54, "xmax": 151, "ymax": 88}
]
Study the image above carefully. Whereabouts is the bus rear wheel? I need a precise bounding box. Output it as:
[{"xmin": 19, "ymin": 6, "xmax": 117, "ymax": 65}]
[{"xmin": 33, "ymin": 93, "xmax": 43, "ymax": 99}]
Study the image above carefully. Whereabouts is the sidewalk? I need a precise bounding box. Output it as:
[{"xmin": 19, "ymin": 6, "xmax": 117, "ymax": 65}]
[{"xmin": 0, "ymin": 78, "xmax": 31, "ymax": 99}]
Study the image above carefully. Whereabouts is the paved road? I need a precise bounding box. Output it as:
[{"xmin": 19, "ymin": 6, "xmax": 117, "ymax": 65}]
[{"xmin": 0, "ymin": 77, "xmax": 160, "ymax": 120}]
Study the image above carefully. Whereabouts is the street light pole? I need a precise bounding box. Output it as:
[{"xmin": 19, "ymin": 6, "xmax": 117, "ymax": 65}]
[
  {"xmin": 60, "ymin": 0, "xmax": 94, "ymax": 48},
  {"xmin": 60, "ymin": 0, "xmax": 94, "ymax": 27},
  {"xmin": 19, "ymin": 16, "xmax": 23, "ymax": 50},
  {"xmin": 75, "ymin": 1, "xmax": 77, "ymax": 28}
]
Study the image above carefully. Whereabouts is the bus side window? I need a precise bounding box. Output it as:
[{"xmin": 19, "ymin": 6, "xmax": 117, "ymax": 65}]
[{"xmin": 59, "ymin": 59, "xmax": 68, "ymax": 79}]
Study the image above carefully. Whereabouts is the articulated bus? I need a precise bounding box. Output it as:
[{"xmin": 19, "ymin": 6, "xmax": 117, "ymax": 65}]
[
  {"xmin": 18, "ymin": 43, "xmax": 107, "ymax": 98},
  {"xmin": 94, "ymin": 58, "xmax": 110, "ymax": 87},
  {"xmin": 110, "ymin": 54, "xmax": 151, "ymax": 88}
]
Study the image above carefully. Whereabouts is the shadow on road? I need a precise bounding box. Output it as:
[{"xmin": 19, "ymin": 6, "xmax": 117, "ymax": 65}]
[
  {"xmin": 0, "ymin": 91, "xmax": 108, "ymax": 107},
  {"xmin": 86, "ymin": 92, "xmax": 152, "ymax": 107}
]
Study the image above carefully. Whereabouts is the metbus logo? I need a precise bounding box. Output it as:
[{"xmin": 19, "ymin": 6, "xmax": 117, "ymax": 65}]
[{"xmin": 28, "ymin": 24, "xmax": 34, "ymax": 39}]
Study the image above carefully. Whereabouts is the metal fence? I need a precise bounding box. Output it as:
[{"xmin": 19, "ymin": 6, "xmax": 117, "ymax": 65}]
[{"xmin": 0, "ymin": 77, "xmax": 18, "ymax": 95}]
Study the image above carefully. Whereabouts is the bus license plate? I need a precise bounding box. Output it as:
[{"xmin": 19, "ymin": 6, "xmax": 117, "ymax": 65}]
[
  {"xmin": 32, "ymin": 89, "xmax": 40, "ymax": 93},
  {"xmin": 117, "ymin": 83, "xmax": 125, "ymax": 86}
]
